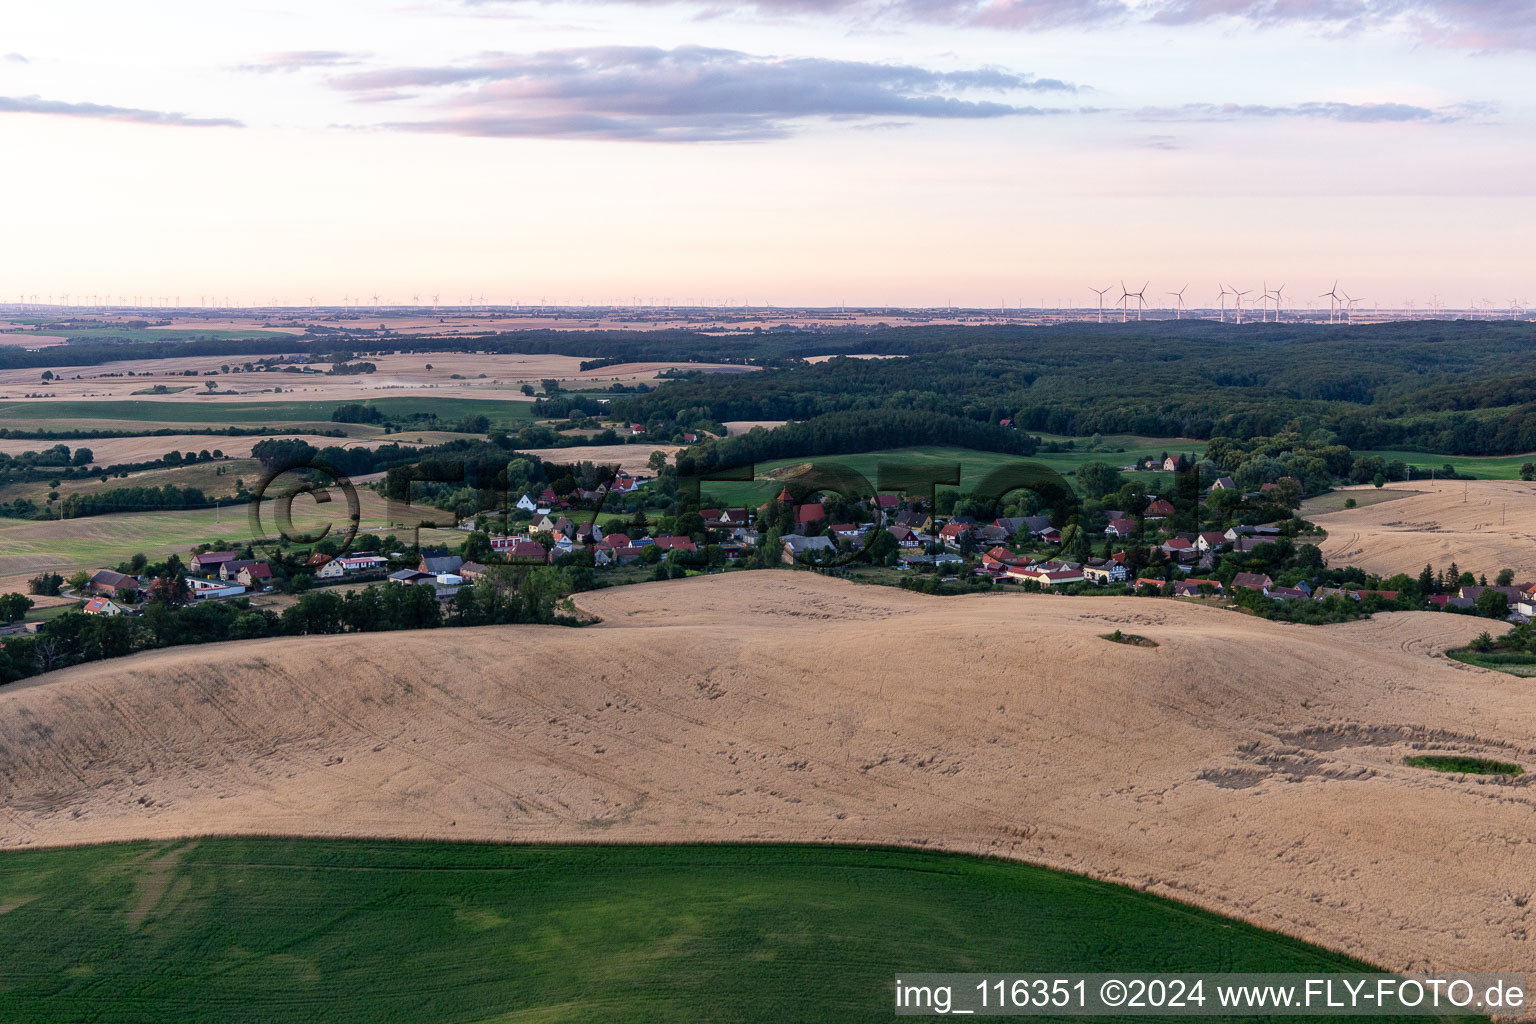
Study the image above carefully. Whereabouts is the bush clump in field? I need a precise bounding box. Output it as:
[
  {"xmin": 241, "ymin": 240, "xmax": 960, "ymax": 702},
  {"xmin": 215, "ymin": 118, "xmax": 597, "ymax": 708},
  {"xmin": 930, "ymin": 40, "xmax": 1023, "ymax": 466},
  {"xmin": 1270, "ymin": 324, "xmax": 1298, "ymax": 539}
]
[
  {"xmin": 1102, "ymin": 629, "xmax": 1158, "ymax": 647},
  {"xmin": 1404, "ymin": 754, "xmax": 1523, "ymax": 776}
]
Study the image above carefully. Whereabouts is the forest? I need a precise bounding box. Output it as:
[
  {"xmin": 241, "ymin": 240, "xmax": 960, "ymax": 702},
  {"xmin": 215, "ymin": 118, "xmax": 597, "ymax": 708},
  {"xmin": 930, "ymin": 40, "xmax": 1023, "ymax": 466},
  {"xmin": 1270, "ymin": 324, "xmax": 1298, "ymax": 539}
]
[{"xmin": 6, "ymin": 320, "xmax": 1536, "ymax": 455}]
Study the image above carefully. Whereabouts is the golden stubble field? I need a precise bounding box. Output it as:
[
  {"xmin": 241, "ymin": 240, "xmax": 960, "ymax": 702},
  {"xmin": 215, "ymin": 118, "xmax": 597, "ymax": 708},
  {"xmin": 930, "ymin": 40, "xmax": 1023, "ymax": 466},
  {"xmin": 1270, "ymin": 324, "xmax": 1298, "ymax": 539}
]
[
  {"xmin": 0, "ymin": 572, "xmax": 1531, "ymax": 979},
  {"xmin": 1313, "ymin": 479, "xmax": 1536, "ymax": 578},
  {"xmin": 0, "ymin": 351, "xmax": 756, "ymax": 404}
]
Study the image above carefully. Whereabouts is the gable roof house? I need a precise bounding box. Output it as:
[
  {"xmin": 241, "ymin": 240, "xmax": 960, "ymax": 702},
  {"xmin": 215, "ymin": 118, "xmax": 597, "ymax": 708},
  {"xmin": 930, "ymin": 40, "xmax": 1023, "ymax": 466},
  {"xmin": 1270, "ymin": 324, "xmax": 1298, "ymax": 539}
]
[
  {"xmin": 1082, "ymin": 561, "xmax": 1130, "ymax": 584},
  {"xmin": 82, "ymin": 596, "xmax": 127, "ymax": 616},
  {"xmin": 419, "ymin": 553, "xmax": 464, "ymax": 575},
  {"xmin": 1105, "ymin": 518, "xmax": 1139, "ymax": 538},
  {"xmin": 937, "ymin": 521, "xmax": 973, "ymax": 546},
  {"xmin": 87, "ymin": 569, "xmax": 139, "ymax": 597},
  {"xmin": 1230, "ymin": 572, "xmax": 1274, "ymax": 591},
  {"xmin": 781, "ymin": 535, "xmax": 836, "ymax": 564},
  {"xmin": 1211, "ymin": 476, "xmax": 1238, "ymax": 491},
  {"xmin": 191, "ymin": 550, "xmax": 239, "ymax": 574},
  {"xmin": 1144, "ymin": 498, "xmax": 1177, "ymax": 520},
  {"xmin": 1196, "ymin": 531, "xmax": 1228, "ymax": 552},
  {"xmin": 236, "ymin": 562, "xmax": 273, "ymax": 588}
]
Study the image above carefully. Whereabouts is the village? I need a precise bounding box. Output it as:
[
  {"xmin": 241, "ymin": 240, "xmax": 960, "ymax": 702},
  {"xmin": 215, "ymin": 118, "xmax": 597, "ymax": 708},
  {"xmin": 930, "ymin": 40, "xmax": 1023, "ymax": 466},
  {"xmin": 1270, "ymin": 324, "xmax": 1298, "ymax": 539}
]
[{"xmin": 15, "ymin": 453, "xmax": 1533, "ymax": 638}]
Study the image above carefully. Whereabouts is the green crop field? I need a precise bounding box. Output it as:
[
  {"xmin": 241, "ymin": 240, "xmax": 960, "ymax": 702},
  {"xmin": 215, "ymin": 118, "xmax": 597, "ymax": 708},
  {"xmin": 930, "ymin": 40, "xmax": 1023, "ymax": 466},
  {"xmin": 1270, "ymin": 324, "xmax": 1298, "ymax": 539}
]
[
  {"xmin": 702, "ymin": 439, "xmax": 1198, "ymax": 505},
  {"xmin": 1356, "ymin": 450, "xmax": 1536, "ymax": 481},
  {"xmin": 0, "ymin": 397, "xmax": 537, "ymax": 428},
  {"xmin": 0, "ymin": 839, "xmax": 1442, "ymax": 1024}
]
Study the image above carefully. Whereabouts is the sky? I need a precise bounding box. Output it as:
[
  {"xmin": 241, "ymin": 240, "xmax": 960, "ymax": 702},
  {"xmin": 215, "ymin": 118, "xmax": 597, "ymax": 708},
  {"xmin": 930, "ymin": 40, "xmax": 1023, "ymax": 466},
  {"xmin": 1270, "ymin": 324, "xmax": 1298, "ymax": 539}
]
[{"xmin": 2, "ymin": 0, "xmax": 1534, "ymax": 309}]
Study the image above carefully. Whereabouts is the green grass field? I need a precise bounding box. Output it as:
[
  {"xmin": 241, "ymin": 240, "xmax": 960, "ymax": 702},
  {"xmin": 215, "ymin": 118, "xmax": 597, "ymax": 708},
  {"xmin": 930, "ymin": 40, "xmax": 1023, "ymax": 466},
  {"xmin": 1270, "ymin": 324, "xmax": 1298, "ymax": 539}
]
[
  {"xmin": 703, "ymin": 439, "xmax": 1198, "ymax": 504},
  {"xmin": 0, "ymin": 492, "xmax": 462, "ymax": 587},
  {"xmin": 0, "ymin": 839, "xmax": 1441, "ymax": 1024},
  {"xmin": 1357, "ymin": 450, "xmax": 1536, "ymax": 481},
  {"xmin": 0, "ymin": 397, "xmax": 537, "ymax": 427}
]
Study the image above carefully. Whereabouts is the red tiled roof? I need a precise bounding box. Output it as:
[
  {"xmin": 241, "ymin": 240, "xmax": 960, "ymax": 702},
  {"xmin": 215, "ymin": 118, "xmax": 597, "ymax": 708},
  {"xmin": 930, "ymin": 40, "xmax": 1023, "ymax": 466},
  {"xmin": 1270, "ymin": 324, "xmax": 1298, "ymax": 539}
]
[{"xmin": 796, "ymin": 503, "xmax": 826, "ymax": 523}]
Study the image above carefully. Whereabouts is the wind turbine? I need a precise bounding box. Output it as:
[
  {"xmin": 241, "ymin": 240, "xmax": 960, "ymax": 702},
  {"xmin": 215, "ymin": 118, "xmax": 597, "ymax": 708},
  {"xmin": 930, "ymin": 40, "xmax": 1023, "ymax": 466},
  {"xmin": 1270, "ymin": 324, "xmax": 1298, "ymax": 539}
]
[
  {"xmin": 1320, "ymin": 281, "xmax": 1342, "ymax": 323},
  {"xmin": 1343, "ymin": 292, "xmax": 1362, "ymax": 323},
  {"xmin": 1216, "ymin": 284, "xmax": 1234, "ymax": 323},
  {"xmin": 1232, "ymin": 286, "xmax": 1251, "ymax": 325},
  {"xmin": 1121, "ymin": 281, "xmax": 1148, "ymax": 321},
  {"xmin": 1166, "ymin": 285, "xmax": 1188, "ymax": 320},
  {"xmin": 1089, "ymin": 285, "xmax": 1111, "ymax": 324},
  {"xmin": 1270, "ymin": 283, "xmax": 1285, "ymax": 323}
]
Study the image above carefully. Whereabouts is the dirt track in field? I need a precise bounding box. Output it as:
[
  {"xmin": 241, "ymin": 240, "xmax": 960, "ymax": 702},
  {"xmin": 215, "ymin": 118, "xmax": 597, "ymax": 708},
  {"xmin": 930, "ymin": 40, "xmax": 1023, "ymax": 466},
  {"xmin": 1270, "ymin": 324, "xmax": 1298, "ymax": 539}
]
[{"xmin": 1, "ymin": 572, "xmax": 1532, "ymax": 979}]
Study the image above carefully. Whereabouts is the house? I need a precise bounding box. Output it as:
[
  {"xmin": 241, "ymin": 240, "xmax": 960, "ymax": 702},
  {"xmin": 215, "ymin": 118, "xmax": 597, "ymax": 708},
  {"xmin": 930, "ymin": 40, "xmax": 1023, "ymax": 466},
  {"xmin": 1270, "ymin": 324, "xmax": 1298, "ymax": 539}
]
[
  {"xmin": 1144, "ymin": 498, "xmax": 1177, "ymax": 520},
  {"xmin": 893, "ymin": 511, "xmax": 928, "ymax": 532},
  {"xmin": 718, "ymin": 508, "xmax": 751, "ymax": 527},
  {"xmin": 1037, "ymin": 527, "xmax": 1062, "ymax": 544},
  {"xmin": 87, "ymin": 569, "xmax": 139, "ymax": 598},
  {"xmin": 459, "ymin": 561, "xmax": 489, "ymax": 581},
  {"xmin": 1162, "ymin": 456, "xmax": 1180, "ymax": 472},
  {"xmin": 1196, "ymin": 531, "xmax": 1228, "ymax": 552},
  {"xmin": 1232, "ymin": 535, "xmax": 1276, "ymax": 553},
  {"xmin": 682, "ymin": 432, "xmax": 698, "ymax": 443},
  {"xmin": 1231, "ymin": 572, "xmax": 1273, "ymax": 591},
  {"xmin": 937, "ymin": 521, "xmax": 973, "ymax": 547},
  {"xmin": 1105, "ymin": 518, "xmax": 1139, "ymax": 538},
  {"xmin": 601, "ymin": 532, "xmax": 632, "ymax": 548},
  {"xmin": 82, "ymin": 596, "xmax": 126, "ymax": 616},
  {"xmin": 316, "ymin": 559, "xmax": 345, "ymax": 579},
  {"xmin": 419, "ymin": 553, "xmax": 464, "ymax": 575},
  {"xmin": 191, "ymin": 550, "xmax": 239, "ymax": 574},
  {"xmin": 1134, "ymin": 577, "xmax": 1169, "ymax": 592},
  {"xmin": 188, "ymin": 577, "xmax": 245, "ymax": 600},
  {"xmin": 1160, "ymin": 536, "xmax": 1196, "ymax": 557},
  {"xmin": 1458, "ymin": 585, "xmax": 1524, "ymax": 604},
  {"xmin": 998, "ymin": 418, "xmax": 1013, "ymax": 428},
  {"xmin": 630, "ymin": 423, "xmax": 646, "ymax": 435},
  {"xmin": 831, "ymin": 523, "xmax": 864, "ymax": 539},
  {"xmin": 781, "ymin": 535, "xmax": 836, "ymax": 564},
  {"xmin": 339, "ymin": 555, "xmax": 388, "ymax": 573},
  {"xmin": 237, "ymin": 562, "xmax": 272, "ymax": 588},
  {"xmin": 516, "ymin": 493, "xmax": 539, "ymax": 512},
  {"xmin": 388, "ymin": 568, "xmax": 432, "ymax": 584},
  {"xmin": 653, "ymin": 535, "xmax": 697, "ymax": 552},
  {"xmin": 1211, "ymin": 476, "xmax": 1238, "ymax": 491},
  {"xmin": 873, "ymin": 494, "xmax": 901, "ymax": 516},
  {"xmin": 1266, "ymin": 586, "xmax": 1310, "ymax": 601},
  {"xmin": 607, "ymin": 544, "xmax": 646, "ymax": 565},
  {"xmin": 1082, "ymin": 561, "xmax": 1130, "ymax": 584},
  {"xmin": 1172, "ymin": 578, "xmax": 1223, "ymax": 597},
  {"xmin": 1225, "ymin": 525, "xmax": 1281, "ymax": 542},
  {"xmin": 574, "ymin": 522, "xmax": 601, "ymax": 544},
  {"xmin": 888, "ymin": 525, "xmax": 922, "ymax": 548},
  {"xmin": 1005, "ymin": 564, "xmax": 1085, "ymax": 587}
]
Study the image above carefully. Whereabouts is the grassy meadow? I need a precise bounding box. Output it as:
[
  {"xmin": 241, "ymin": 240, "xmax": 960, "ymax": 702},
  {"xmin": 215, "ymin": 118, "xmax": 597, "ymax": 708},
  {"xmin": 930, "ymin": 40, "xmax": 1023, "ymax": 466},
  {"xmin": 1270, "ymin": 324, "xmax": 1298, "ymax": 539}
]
[
  {"xmin": 0, "ymin": 839, "xmax": 1444, "ymax": 1024},
  {"xmin": 0, "ymin": 489, "xmax": 463, "ymax": 588},
  {"xmin": 1357, "ymin": 449, "xmax": 1536, "ymax": 481},
  {"xmin": 702, "ymin": 437, "xmax": 1201, "ymax": 505}
]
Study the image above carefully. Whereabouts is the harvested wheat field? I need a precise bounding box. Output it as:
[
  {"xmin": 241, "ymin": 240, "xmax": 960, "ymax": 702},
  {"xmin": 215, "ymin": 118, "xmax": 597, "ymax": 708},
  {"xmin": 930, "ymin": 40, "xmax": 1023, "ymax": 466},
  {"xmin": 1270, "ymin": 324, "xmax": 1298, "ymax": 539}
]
[
  {"xmin": 1, "ymin": 573, "xmax": 1532, "ymax": 979},
  {"xmin": 513, "ymin": 443, "xmax": 682, "ymax": 474},
  {"xmin": 1313, "ymin": 479, "xmax": 1536, "ymax": 578}
]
